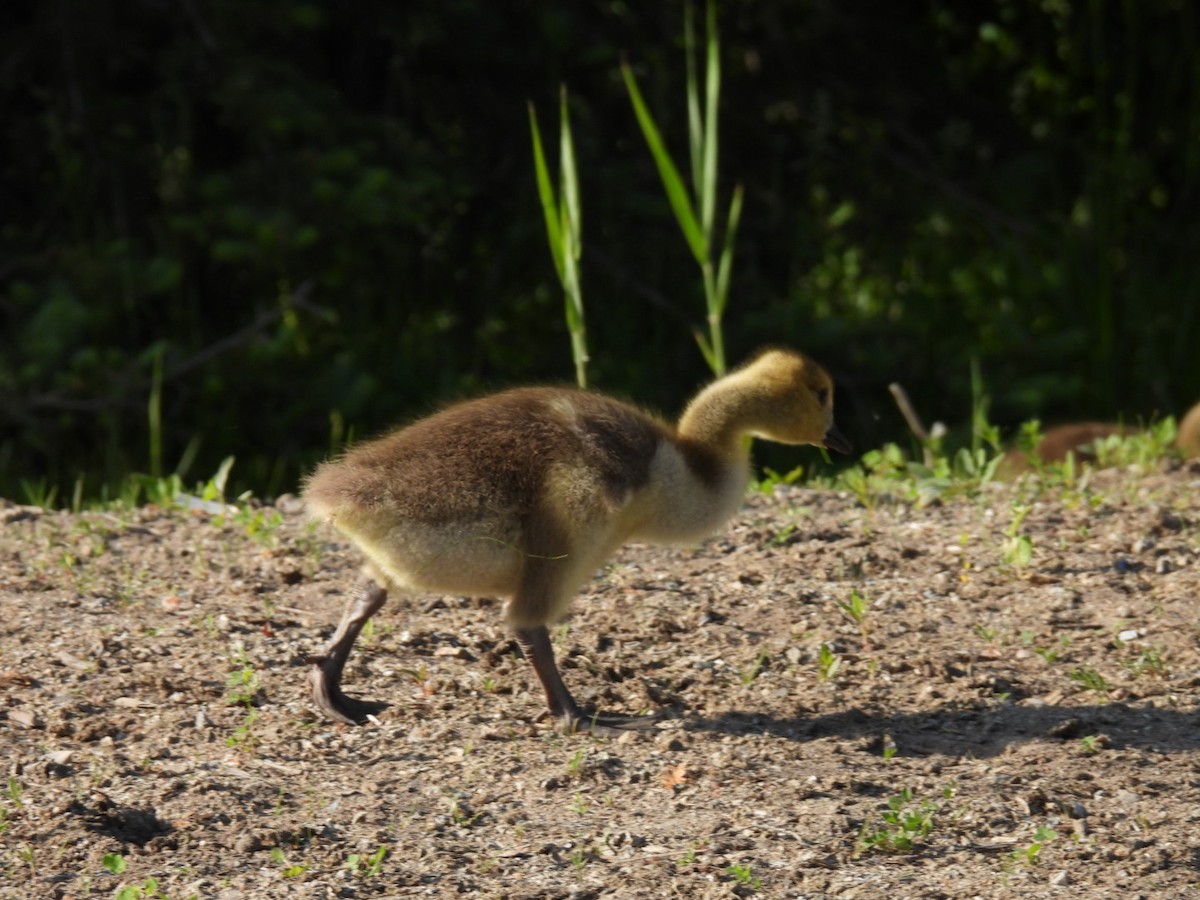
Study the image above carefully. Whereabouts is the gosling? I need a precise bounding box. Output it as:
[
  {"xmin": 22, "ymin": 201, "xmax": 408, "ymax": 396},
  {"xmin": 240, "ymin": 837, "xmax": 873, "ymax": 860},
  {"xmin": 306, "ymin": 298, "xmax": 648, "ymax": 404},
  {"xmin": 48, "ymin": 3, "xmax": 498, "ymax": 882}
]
[{"xmin": 302, "ymin": 348, "xmax": 852, "ymax": 734}]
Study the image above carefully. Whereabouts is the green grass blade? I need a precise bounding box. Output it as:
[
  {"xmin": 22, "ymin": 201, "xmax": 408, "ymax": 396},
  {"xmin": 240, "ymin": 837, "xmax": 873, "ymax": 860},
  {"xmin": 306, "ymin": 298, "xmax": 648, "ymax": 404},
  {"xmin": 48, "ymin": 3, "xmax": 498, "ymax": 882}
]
[
  {"xmin": 148, "ymin": 345, "xmax": 164, "ymax": 478},
  {"xmin": 621, "ymin": 61, "xmax": 707, "ymax": 264},
  {"xmin": 693, "ymin": 328, "xmax": 718, "ymax": 373},
  {"xmin": 559, "ymin": 86, "xmax": 582, "ymax": 259},
  {"xmin": 700, "ymin": 0, "xmax": 720, "ymax": 238},
  {"xmin": 714, "ymin": 184, "xmax": 744, "ymax": 315},
  {"xmin": 684, "ymin": 3, "xmax": 703, "ymax": 201},
  {"xmin": 528, "ymin": 102, "xmax": 565, "ymax": 282}
]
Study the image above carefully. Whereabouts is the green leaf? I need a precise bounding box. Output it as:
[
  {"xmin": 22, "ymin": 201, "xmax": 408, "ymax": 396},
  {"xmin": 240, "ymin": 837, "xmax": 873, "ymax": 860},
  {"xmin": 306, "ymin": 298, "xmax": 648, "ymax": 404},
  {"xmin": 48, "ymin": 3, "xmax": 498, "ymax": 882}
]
[
  {"xmin": 528, "ymin": 102, "xmax": 565, "ymax": 282},
  {"xmin": 714, "ymin": 184, "xmax": 744, "ymax": 316},
  {"xmin": 102, "ymin": 852, "xmax": 128, "ymax": 875},
  {"xmin": 700, "ymin": 0, "xmax": 720, "ymax": 238},
  {"xmin": 693, "ymin": 328, "xmax": 717, "ymax": 372},
  {"xmin": 621, "ymin": 62, "xmax": 707, "ymax": 264},
  {"xmin": 684, "ymin": 3, "xmax": 703, "ymax": 201},
  {"xmin": 558, "ymin": 86, "xmax": 581, "ymax": 261}
]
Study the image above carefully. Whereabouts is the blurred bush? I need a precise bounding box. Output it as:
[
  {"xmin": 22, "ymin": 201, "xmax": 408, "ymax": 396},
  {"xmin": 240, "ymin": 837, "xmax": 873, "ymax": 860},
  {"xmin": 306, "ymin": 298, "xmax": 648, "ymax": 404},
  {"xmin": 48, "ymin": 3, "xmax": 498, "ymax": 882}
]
[{"xmin": 1, "ymin": 0, "xmax": 1196, "ymax": 499}]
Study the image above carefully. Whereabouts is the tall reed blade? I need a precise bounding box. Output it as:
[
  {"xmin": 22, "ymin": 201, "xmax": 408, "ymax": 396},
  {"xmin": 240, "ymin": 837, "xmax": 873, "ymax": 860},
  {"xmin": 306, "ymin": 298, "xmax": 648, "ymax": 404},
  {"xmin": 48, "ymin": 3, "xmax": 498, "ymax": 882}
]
[
  {"xmin": 621, "ymin": 62, "xmax": 706, "ymax": 264},
  {"xmin": 529, "ymin": 89, "xmax": 588, "ymax": 387},
  {"xmin": 622, "ymin": 0, "xmax": 738, "ymax": 376}
]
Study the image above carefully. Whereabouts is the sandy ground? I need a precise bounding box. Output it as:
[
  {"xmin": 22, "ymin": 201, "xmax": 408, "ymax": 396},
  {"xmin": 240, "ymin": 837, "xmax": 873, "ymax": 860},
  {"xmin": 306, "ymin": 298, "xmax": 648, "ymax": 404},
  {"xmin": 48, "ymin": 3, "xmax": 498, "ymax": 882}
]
[{"xmin": 1, "ymin": 459, "xmax": 1199, "ymax": 899}]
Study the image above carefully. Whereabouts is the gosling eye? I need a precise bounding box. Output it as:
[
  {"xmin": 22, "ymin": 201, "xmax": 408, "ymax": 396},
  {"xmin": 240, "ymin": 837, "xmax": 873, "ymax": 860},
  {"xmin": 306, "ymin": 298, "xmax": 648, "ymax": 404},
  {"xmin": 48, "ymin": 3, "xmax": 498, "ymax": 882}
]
[{"xmin": 815, "ymin": 387, "xmax": 829, "ymax": 407}]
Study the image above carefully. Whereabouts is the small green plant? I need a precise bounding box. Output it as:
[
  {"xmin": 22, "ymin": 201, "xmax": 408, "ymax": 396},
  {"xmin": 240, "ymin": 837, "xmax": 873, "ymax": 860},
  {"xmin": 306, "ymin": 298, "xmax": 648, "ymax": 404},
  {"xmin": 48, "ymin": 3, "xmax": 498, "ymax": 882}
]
[
  {"xmin": 974, "ymin": 624, "xmax": 998, "ymax": 645},
  {"xmin": 1069, "ymin": 666, "xmax": 1111, "ymax": 697},
  {"xmin": 3, "ymin": 778, "xmax": 23, "ymax": 810},
  {"xmin": 115, "ymin": 877, "xmax": 167, "ymax": 900},
  {"xmin": 20, "ymin": 478, "xmax": 59, "ymax": 509},
  {"xmin": 234, "ymin": 506, "xmax": 283, "ymax": 545},
  {"xmin": 739, "ymin": 649, "xmax": 770, "ymax": 685},
  {"xmin": 856, "ymin": 787, "xmax": 939, "ymax": 855},
  {"xmin": 569, "ymin": 792, "xmax": 591, "ymax": 816},
  {"xmin": 725, "ymin": 862, "xmax": 762, "ymax": 891},
  {"xmin": 1079, "ymin": 734, "xmax": 1103, "ymax": 755},
  {"xmin": 1011, "ymin": 825, "xmax": 1057, "ymax": 867},
  {"xmin": 1034, "ymin": 635, "xmax": 1071, "ymax": 664},
  {"xmin": 882, "ymin": 735, "xmax": 899, "ymax": 761},
  {"xmin": 15, "ymin": 843, "xmax": 36, "ymax": 879},
  {"xmin": 768, "ymin": 522, "xmax": 798, "ymax": 546},
  {"xmin": 448, "ymin": 798, "xmax": 483, "ymax": 827},
  {"xmin": 269, "ymin": 846, "xmax": 310, "ymax": 878},
  {"xmin": 225, "ymin": 651, "xmax": 261, "ymax": 706},
  {"xmin": 816, "ymin": 642, "xmax": 841, "ymax": 682},
  {"xmin": 103, "ymin": 852, "xmax": 128, "ymax": 877},
  {"xmin": 838, "ymin": 589, "xmax": 871, "ymax": 650},
  {"xmin": 1093, "ymin": 417, "xmax": 1178, "ymax": 468},
  {"xmin": 225, "ymin": 646, "xmax": 262, "ymax": 749},
  {"xmin": 676, "ymin": 844, "xmax": 700, "ymax": 867},
  {"xmin": 344, "ymin": 845, "xmax": 387, "ymax": 879},
  {"xmin": 226, "ymin": 708, "xmax": 261, "ymax": 750},
  {"xmin": 754, "ymin": 465, "xmax": 804, "ymax": 495},
  {"xmin": 566, "ymin": 749, "xmax": 586, "ymax": 777},
  {"xmin": 1122, "ymin": 644, "xmax": 1168, "ymax": 678},
  {"xmin": 1001, "ymin": 504, "xmax": 1034, "ymax": 571},
  {"xmin": 569, "ymin": 847, "xmax": 590, "ymax": 874}
]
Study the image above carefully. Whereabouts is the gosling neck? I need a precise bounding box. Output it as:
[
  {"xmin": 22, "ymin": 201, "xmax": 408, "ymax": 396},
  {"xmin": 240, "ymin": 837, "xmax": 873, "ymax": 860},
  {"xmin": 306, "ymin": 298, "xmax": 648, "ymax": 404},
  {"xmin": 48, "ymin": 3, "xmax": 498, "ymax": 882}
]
[{"xmin": 676, "ymin": 370, "xmax": 766, "ymax": 461}]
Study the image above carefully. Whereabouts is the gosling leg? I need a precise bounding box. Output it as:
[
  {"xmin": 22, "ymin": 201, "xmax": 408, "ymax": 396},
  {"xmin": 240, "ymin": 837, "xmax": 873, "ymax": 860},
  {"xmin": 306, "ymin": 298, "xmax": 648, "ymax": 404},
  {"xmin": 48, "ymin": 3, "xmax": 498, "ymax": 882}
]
[
  {"xmin": 307, "ymin": 581, "xmax": 388, "ymax": 724},
  {"xmin": 514, "ymin": 625, "xmax": 657, "ymax": 735}
]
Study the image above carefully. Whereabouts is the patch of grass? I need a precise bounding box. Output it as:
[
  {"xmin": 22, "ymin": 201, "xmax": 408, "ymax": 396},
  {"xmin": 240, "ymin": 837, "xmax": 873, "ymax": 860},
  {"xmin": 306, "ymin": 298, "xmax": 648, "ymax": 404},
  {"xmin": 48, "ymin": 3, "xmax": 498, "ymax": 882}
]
[
  {"xmin": 1093, "ymin": 418, "xmax": 1178, "ymax": 469},
  {"xmin": 831, "ymin": 438, "xmax": 1003, "ymax": 510},
  {"xmin": 19, "ymin": 477, "xmax": 59, "ymax": 509}
]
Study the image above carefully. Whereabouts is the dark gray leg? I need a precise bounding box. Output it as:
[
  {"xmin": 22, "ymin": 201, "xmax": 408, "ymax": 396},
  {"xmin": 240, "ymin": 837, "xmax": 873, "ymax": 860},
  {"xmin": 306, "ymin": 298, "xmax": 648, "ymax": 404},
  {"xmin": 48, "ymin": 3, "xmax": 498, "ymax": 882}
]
[
  {"xmin": 514, "ymin": 625, "xmax": 657, "ymax": 735},
  {"xmin": 307, "ymin": 581, "xmax": 388, "ymax": 724}
]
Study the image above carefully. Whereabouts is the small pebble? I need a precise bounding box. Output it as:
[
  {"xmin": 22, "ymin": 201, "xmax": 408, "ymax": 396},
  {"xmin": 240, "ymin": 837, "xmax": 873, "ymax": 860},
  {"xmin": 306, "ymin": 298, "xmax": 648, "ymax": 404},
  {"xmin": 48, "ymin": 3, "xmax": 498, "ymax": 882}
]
[{"xmin": 1049, "ymin": 870, "xmax": 1071, "ymax": 887}]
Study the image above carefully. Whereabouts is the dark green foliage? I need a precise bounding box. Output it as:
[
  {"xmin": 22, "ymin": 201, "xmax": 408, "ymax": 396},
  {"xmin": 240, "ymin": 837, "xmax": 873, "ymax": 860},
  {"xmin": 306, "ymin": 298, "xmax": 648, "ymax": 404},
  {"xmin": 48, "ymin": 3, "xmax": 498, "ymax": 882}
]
[{"xmin": 2, "ymin": 1, "xmax": 1197, "ymax": 501}]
